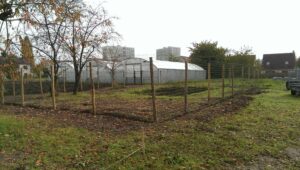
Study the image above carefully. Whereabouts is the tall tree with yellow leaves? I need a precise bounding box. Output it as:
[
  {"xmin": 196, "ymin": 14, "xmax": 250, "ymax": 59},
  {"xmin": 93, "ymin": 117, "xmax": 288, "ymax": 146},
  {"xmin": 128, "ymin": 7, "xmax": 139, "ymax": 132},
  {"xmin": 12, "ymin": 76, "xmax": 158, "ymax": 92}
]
[{"xmin": 20, "ymin": 36, "xmax": 34, "ymax": 66}]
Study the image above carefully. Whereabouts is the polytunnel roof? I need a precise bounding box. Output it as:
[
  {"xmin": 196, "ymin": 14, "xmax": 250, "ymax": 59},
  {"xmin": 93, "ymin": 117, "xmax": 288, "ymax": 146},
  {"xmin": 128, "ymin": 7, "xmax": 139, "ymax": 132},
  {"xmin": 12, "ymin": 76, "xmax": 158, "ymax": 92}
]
[{"xmin": 152, "ymin": 60, "xmax": 204, "ymax": 71}]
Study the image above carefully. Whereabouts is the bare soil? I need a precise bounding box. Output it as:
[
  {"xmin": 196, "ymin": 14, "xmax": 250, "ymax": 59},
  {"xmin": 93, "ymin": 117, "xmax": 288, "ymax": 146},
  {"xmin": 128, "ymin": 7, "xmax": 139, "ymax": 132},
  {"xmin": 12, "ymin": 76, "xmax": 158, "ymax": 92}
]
[{"xmin": 0, "ymin": 88, "xmax": 262, "ymax": 134}]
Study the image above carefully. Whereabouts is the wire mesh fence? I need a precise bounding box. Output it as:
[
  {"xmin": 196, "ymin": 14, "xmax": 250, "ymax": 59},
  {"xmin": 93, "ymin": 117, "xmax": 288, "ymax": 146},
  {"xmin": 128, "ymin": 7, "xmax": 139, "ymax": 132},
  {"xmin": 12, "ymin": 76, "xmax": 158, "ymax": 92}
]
[{"xmin": 0, "ymin": 60, "xmax": 265, "ymax": 122}]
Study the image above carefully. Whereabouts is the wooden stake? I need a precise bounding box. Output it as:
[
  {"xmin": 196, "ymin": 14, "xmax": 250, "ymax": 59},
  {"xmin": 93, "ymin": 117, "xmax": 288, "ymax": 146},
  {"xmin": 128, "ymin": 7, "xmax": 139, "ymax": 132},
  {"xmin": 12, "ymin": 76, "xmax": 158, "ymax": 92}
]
[
  {"xmin": 140, "ymin": 64, "xmax": 143, "ymax": 85},
  {"xmin": 222, "ymin": 64, "xmax": 225, "ymax": 98},
  {"xmin": 248, "ymin": 67, "xmax": 251, "ymax": 80},
  {"xmin": 142, "ymin": 127, "xmax": 146, "ymax": 156},
  {"xmin": 63, "ymin": 69, "xmax": 66, "ymax": 93},
  {"xmin": 1, "ymin": 77, "xmax": 4, "ymax": 105},
  {"xmin": 149, "ymin": 57, "xmax": 157, "ymax": 122},
  {"xmin": 207, "ymin": 63, "xmax": 211, "ymax": 103},
  {"xmin": 12, "ymin": 78, "xmax": 15, "ymax": 97},
  {"xmin": 51, "ymin": 65, "xmax": 56, "ymax": 110},
  {"xmin": 184, "ymin": 60, "xmax": 188, "ymax": 114},
  {"xmin": 231, "ymin": 65, "xmax": 234, "ymax": 96},
  {"xmin": 21, "ymin": 69, "xmax": 24, "ymax": 106},
  {"xmin": 39, "ymin": 71, "xmax": 44, "ymax": 96},
  {"xmin": 133, "ymin": 70, "xmax": 136, "ymax": 85},
  {"xmin": 242, "ymin": 66, "xmax": 244, "ymax": 79},
  {"xmin": 89, "ymin": 62, "xmax": 96, "ymax": 114}
]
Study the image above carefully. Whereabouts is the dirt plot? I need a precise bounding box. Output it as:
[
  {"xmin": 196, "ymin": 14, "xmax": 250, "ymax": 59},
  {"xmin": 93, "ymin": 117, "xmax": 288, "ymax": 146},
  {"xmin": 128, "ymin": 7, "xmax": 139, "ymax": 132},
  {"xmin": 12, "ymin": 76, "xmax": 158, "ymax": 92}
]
[
  {"xmin": 135, "ymin": 86, "xmax": 207, "ymax": 96},
  {"xmin": 0, "ymin": 88, "xmax": 262, "ymax": 133}
]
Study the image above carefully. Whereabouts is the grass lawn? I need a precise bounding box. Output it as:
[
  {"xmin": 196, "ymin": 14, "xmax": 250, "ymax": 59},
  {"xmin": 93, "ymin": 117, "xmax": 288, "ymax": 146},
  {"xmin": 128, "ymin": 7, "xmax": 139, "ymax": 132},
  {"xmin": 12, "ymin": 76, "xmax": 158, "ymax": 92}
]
[{"xmin": 0, "ymin": 79, "xmax": 299, "ymax": 169}]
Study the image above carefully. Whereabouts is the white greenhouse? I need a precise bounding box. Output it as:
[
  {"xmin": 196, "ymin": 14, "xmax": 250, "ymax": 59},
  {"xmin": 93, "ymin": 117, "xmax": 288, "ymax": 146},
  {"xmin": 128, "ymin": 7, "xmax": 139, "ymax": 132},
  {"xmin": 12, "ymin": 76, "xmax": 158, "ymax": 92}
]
[{"xmin": 58, "ymin": 58, "xmax": 206, "ymax": 84}]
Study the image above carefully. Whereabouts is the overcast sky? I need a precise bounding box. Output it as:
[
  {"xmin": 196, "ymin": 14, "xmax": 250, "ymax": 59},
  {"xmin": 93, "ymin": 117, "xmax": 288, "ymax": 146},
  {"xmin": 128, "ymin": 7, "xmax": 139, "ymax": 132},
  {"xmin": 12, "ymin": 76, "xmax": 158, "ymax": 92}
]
[{"xmin": 84, "ymin": 0, "xmax": 300, "ymax": 59}]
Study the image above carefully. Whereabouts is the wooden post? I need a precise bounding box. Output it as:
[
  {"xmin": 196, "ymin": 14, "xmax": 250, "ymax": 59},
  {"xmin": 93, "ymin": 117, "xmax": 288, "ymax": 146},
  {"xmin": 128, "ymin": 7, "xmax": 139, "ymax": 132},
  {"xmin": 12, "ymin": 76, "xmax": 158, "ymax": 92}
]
[
  {"xmin": 207, "ymin": 63, "xmax": 211, "ymax": 103},
  {"xmin": 12, "ymin": 80, "xmax": 15, "ymax": 97},
  {"xmin": 1, "ymin": 77, "xmax": 4, "ymax": 105},
  {"xmin": 133, "ymin": 70, "xmax": 136, "ymax": 85},
  {"xmin": 222, "ymin": 64, "xmax": 225, "ymax": 98},
  {"xmin": 231, "ymin": 65, "xmax": 234, "ymax": 96},
  {"xmin": 248, "ymin": 67, "xmax": 251, "ymax": 80},
  {"xmin": 149, "ymin": 57, "xmax": 157, "ymax": 122},
  {"xmin": 89, "ymin": 62, "xmax": 96, "ymax": 114},
  {"xmin": 21, "ymin": 69, "xmax": 24, "ymax": 107},
  {"xmin": 39, "ymin": 71, "xmax": 44, "ymax": 96},
  {"xmin": 142, "ymin": 127, "xmax": 146, "ymax": 156},
  {"xmin": 140, "ymin": 64, "xmax": 143, "ymax": 85},
  {"xmin": 242, "ymin": 66, "xmax": 244, "ymax": 79},
  {"xmin": 51, "ymin": 65, "xmax": 56, "ymax": 110},
  {"xmin": 184, "ymin": 60, "xmax": 188, "ymax": 114},
  {"xmin": 63, "ymin": 69, "xmax": 66, "ymax": 93}
]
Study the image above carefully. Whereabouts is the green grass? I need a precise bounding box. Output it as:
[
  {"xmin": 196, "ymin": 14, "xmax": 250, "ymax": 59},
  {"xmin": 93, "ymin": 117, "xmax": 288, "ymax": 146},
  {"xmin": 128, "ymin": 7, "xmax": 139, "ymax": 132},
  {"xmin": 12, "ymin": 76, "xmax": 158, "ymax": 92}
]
[{"xmin": 0, "ymin": 79, "xmax": 299, "ymax": 169}]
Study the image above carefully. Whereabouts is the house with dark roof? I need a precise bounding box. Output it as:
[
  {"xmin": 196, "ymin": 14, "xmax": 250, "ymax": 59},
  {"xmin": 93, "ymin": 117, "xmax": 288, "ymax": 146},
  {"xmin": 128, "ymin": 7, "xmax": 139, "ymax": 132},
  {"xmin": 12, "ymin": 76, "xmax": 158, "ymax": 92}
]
[{"xmin": 262, "ymin": 52, "xmax": 296, "ymax": 77}]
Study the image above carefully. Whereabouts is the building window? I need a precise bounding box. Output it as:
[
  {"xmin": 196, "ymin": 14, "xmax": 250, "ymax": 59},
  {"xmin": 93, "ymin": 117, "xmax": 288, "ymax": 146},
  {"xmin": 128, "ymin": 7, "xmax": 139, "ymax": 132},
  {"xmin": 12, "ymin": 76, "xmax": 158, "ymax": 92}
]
[
  {"xmin": 266, "ymin": 62, "xmax": 270, "ymax": 66},
  {"xmin": 285, "ymin": 61, "xmax": 289, "ymax": 65}
]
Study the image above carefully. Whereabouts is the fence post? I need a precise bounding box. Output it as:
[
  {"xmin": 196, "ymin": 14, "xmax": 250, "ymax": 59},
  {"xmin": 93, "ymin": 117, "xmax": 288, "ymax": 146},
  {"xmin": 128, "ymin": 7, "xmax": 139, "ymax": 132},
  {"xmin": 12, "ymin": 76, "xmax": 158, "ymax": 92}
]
[
  {"xmin": 63, "ymin": 69, "xmax": 66, "ymax": 93},
  {"xmin": 222, "ymin": 64, "xmax": 225, "ymax": 98},
  {"xmin": 140, "ymin": 64, "xmax": 143, "ymax": 85},
  {"xmin": 21, "ymin": 69, "xmax": 24, "ymax": 107},
  {"xmin": 39, "ymin": 71, "xmax": 44, "ymax": 96},
  {"xmin": 149, "ymin": 57, "xmax": 157, "ymax": 122},
  {"xmin": 133, "ymin": 70, "xmax": 136, "ymax": 85},
  {"xmin": 242, "ymin": 66, "xmax": 244, "ymax": 79},
  {"xmin": 12, "ymin": 75, "xmax": 15, "ymax": 97},
  {"xmin": 184, "ymin": 60, "xmax": 188, "ymax": 114},
  {"xmin": 207, "ymin": 63, "xmax": 211, "ymax": 103},
  {"xmin": 248, "ymin": 67, "xmax": 251, "ymax": 80},
  {"xmin": 89, "ymin": 62, "xmax": 96, "ymax": 114},
  {"xmin": 231, "ymin": 65, "xmax": 234, "ymax": 96},
  {"xmin": 1, "ymin": 76, "xmax": 4, "ymax": 105},
  {"xmin": 142, "ymin": 127, "xmax": 146, "ymax": 156},
  {"xmin": 51, "ymin": 65, "xmax": 56, "ymax": 110}
]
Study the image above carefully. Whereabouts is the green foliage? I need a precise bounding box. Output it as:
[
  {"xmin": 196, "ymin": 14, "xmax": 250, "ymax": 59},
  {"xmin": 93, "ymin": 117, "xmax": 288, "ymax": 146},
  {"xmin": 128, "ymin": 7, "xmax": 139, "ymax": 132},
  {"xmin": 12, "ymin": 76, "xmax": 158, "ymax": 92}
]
[
  {"xmin": 168, "ymin": 54, "xmax": 181, "ymax": 62},
  {"xmin": 225, "ymin": 46, "xmax": 256, "ymax": 67},
  {"xmin": 189, "ymin": 41, "xmax": 228, "ymax": 78},
  {"xmin": 20, "ymin": 36, "xmax": 35, "ymax": 66},
  {"xmin": 0, "ymin": 52, "xmax": 18, "ymax": 79}
]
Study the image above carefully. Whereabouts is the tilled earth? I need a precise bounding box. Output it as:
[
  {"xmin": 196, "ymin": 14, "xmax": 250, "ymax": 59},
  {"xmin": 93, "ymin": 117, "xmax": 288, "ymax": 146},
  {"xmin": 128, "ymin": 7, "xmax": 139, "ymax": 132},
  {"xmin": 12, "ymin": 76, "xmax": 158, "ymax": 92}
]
[{"xmin": 0, "ymin": 88, "xmax": 262, "ymax": 134}]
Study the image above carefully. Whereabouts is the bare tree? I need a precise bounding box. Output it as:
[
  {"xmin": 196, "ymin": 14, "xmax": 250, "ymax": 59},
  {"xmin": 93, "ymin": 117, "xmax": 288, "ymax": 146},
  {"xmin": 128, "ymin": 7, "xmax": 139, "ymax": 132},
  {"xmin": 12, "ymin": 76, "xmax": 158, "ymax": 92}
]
[
  {"xmin": 101, "ymin": 45, "xmax": 127, "ymax": 88},
  {"xmin": 62, "ymin": 4, "xmax": 118, "ymax": 94},
  {"xmin": 17, "ymin": 0, "xmax": 78, "ymax": 91}
]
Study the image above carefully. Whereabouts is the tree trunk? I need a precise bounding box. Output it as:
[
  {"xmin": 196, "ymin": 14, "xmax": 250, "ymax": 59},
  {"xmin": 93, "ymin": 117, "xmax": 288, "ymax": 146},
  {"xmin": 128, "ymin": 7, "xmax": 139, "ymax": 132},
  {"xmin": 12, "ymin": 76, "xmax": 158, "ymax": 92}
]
[
  {"xmin": 73, "ymin": 72, "xmax": 81, "ymax": 95},
  {"xmin": 111, "ymin": 70, "xmax": 115, "ymax": 88}
]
